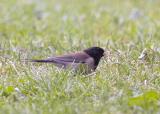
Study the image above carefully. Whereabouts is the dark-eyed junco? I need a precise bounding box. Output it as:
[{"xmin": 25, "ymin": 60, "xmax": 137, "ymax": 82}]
[{"xmin": 25, "ymin": 47, "xmax": 104, "ymax": 74}]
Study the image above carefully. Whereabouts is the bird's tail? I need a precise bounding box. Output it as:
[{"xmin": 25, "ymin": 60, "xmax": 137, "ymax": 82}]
[
  {"xmin": 21, "ymin": 59, "xmax": 55, "ymax": 63},
  {"xmin": 21, "ymin": 58, "xmax": 66, "ymax": 68}
]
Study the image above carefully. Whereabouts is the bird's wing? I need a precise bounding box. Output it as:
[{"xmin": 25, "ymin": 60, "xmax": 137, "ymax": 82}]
[{"xmin": 54, "ymin": 52, "xmax": 90, "ymax": 63}]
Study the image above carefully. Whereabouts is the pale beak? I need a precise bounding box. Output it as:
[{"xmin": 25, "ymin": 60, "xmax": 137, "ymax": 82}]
[{"xmin": 103, "ymin": 52, "xmax": 107, "ymax": 57}]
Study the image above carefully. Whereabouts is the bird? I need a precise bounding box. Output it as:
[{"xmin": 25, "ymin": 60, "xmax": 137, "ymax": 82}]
[{"xmin": 25, "ymin": 47, "xmax": 105, "ymax": 74}]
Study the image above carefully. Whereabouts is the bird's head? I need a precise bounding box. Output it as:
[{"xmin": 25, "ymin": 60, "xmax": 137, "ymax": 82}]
[{"xmin": 84, "ymin": 47, "xmax": 104, "ymax": 66}]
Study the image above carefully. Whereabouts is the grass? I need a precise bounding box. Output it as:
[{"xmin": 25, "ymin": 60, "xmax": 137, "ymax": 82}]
[{"xmin": 0, "ymin": 0, "xmax": 160, "ymax": 114}]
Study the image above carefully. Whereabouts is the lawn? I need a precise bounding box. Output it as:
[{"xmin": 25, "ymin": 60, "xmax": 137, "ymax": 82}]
[{"xmin": 0, "ymin": 0, "xmax": 160, "ymax": 114}]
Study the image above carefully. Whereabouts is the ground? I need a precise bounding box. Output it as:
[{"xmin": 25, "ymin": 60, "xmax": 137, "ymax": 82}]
[{"xmin": 0, "ymin": 0, "xmax": 160, "ymax": 114}]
